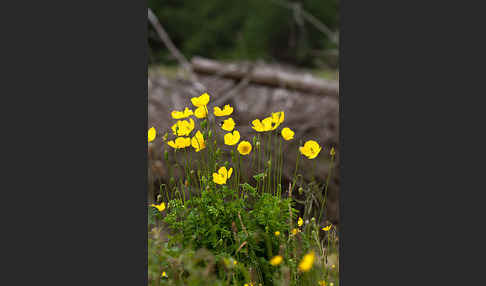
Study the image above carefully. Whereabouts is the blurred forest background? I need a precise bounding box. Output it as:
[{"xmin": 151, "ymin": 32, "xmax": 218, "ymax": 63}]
[{"xmin": 148, "ymin": 0, "xmax": 339, "ymax": 70}]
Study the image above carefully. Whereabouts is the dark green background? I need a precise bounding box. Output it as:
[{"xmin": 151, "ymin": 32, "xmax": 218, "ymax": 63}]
[{"xmin": 148, "ymin": 0, "xmax": 339, "ymax": 68}]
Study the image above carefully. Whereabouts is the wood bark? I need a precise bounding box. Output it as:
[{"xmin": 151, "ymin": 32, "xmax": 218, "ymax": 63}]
[{"xmin": 191, "ymin": 57, "xmax": 338, "ymax": 96}]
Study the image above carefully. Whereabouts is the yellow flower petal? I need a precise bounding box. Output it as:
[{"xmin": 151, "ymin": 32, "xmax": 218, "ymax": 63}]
[
  {"xmin": 262, "ymin": 117, "xmax": 273, "ymax": 131},
  {"xmin": 171, "ymin": 107, "xmax": 193, "ymax": 119},
  {"xmin": 322, "ymin": 225, "xmax": 332, "ymax": 231},
  {"xmin": 270, "ymin": 255, "xmax": 283, "ymax": 266},
  {"xmin": 299, "ymin": 140, "xmax": 322, "ymax": 159},
  {"xmin": 251, "ymin": 119, "xmax": 265, "ymax": 132},
  {"xmin": 224, "ymin": 130, "xmax": 240, "ymax": 146},
  {"xmin": 237, "ymin": 141, "xmax": 252, "ymax": 155},
  {"xmin": 167, "ymin": 140, "xmax": 177, "ymax": 149},
  {"xmin": 330, "ymin": 147, "xmax": 335, "ymax": 156},
  {"xmin": 194, "ymin": 106, "xmax": 208, "ymax": 119},
  {"xmin": 213, "ymin": 104, "xmax": 233, "ymax": 116},
  {"xmin": 298, "ymin": 217, "xmax": 303, "ymax": 227},
  {"xmin": 271, "ymin": 111, "xmax": 285, "ymax": 130},
  {"xmin": 191, "ymin": 130, "xmax": 206, "ymax": 152},
  {"xmin": 171, "ymin": 137, "xmax": 191, "ymax": 149},
  {"xmin": 274, "ymin": 231, "xmax": 280, "ymax": 236},
  {"xmin": 281, "ymin": 127, "xmax": 294, "ymax": 141},
  {"xmin": 221, "ymin": 117, "xmax": 235, "ymax": 131},
  {"xmin": 151, "ymin": 202, "xmax": 166, "ymax": 212},
  {"xmin": 148, "ymin": 127, "xmax": 156, "ymax": 142},
  {"xmin": 298, "ymin": 252, "xmax": 315, "ymax": 272},
  {"xmin": 191, "ymin": 92, "xmax": 210, "ymax": 107}
]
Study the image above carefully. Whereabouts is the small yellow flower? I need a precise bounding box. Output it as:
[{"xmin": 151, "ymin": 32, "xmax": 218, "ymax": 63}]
[
  {"xmin": 167, "ymin": 137, "xmax": 191, "ymax": 149},
  {"xmin": 213, "ymin": 104, "xmax": 233, "ymax": 116},
  {"xmin": 212, "ymin": 166, "xmax": 233, "ymax": 185},
  {"xmin": 191, "ymin": 130, "xmax": 206, "ymax": 152},
  {"xmin": 233, "ymin": 260, "xmax": 237, "ymax": 265},
  {"xmin": 224, "ymin": 130, "xmax": 240, "ymax": 146},
  {"xmin": 318, "ymin": 281, "xmax": 326, "ymax": 286},
  {"xmin": 171, "ymin": 107, "xmax": 193, "ymax": 119},
  {"xmin": 194, "ymin": 106, "xmax": 208, "ymax": 119},
  {"xmin": 322, "ymin": 224, "xmax": 332, "ymax": 231},
  {"xmin": 148, "ymin": 127, "xmax": 156, "ymax": 142},
  {"xmin": 151, "ymin": 202, "xmax": 166, "ymax": 212},
  {"xmin": 330, "ymin": 283, "xmax": 334, "ymax": 286},
  {"xmin": 191, "ymin": 92, "xmax": 210, "ymax": 107},
  {"xmin": 281, "ymin": 127, "xmax": 294, "ymax": 140},
  {"xmin": 331, "ymin": 264, "xmax": 336, "ymax": 269},
  {"xmin": 274, "ymin": 231, "xmax": 280, "ymax": 236},
  {"xmin": 270, "ymin": 255, "xmax": 283, "ymax": 266},
  {"xmin": 221, "ymin": 117, "xmax": 236, "ymax": 131},
  {"xmin": 162, "ymin": 271, "xmax": 168, "ymax": 278},
  {"xmin": 299, "ymin": 140, "xmax": 322, "ymax": 159},
  {"xmin": 298, "ymin": 252, "xmax": 315, "ymax": 272},
  {"xmin": 237, "ymin": 141, "xmax": 252, "ymax": 155},
  {"xmin": 270, "ymin": 111, "xmax": 285, "ymax": 130},
  {"xmin": 298, "ymin": 217, "xmax": 304, "ymax": 227},
  {"xmin": 291, "ymin": 228, "xmax": 300, "ymax": 235},
  {"xmin": 171, "ymin": 118, "xmax": 195, "ymax": 136},
  {"xmin": 330, "ymin": 147, "xmax": 335, "ymax": 156},
  {"xmin": 251, "ymin": 117, "xmax": 272, "ymax": 132}
]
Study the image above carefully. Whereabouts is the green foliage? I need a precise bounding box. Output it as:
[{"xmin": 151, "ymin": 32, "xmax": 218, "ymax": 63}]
[
  {"xmin": 148, "ymin": 0, "xmax": 339, "ymax": 67},
  {"xmin": 148, "ymin": 94, "xmax": 339, "ymax": 285}
]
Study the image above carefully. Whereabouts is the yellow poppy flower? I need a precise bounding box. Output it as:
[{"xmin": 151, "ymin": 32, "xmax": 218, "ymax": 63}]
[
  {"xmin": 291, "ymin": 228, "xmax": 300, "ymax": 235},
  {"xmin": 191, "ymin": 92, "xmax": 210, "ymax": 107},
  {"xmin": 167, "ymin": 137, "xmax": 191, "ymax": 149},
  {"xmin": 322, "ymin": 224, "xmax": 332, "ymax": 231},
  {"xmin": 171, "ymin": 107, "xmax": 193, "ymax": 119},
  {"xmin": 281, "ymin": 127, "xmax": 294, "ymax": 140},
  {"xmin": 162, "ymin": 271, "xmax": 168, "ymax": 278},
  {"xmin": 148, "ymin": 127, "xmax": 156, "ymax": 142},
  {"xmin": 251, "ymin": 119, "xmax": 264, "ymax": 132},
  {"xmin": 221, "ymin": 118, "xmax": 235, "ymax": 131},
  {"xmin": 171, "ymin": 118, "xmax": 195, "ymax": 136},
  {"xmin": 151, "ymin": 202, "xmax": 166, "ymax": 212},
  {"xmin": 330, "ymin": 147, "xmax": 335, "ymax": 156},
  {"xmin": 298, "ymin": 252, "xmax": 315, "ymax": 272},
  {"xmin": 274, "ymin": 231, "xmax": 280, "ymax": 236},
  {"xmin": 194, "ymin": 106, "xmax": 207, "ymax": 119},
  {"xmin": 224, "ymin": 130, "xmax": 240, "ymax": 146},
  {"xmin": 191, "ymin": 130, "xmax": 206, "ymax": 152},
  {"xmin": 237, "ymin": 141, "xmax": 252, "ymax": 155},
  {"xmin": 318, "ymin": 281, "xmax": 326, "ymax": 286},
  {"xmin": 270, "ymin": 111, "xmax": 285, "ymax": 130},
  {"xmin": 213, "ymin": 104, "xmax": 233, "ymax": 116},
  {"xmin": 262, "ymin": 117, "xmax": 274, "ymax": 131},
  {"xmin": 299, "ymin": 140, "xmax": 322, "ymax": 159},
  {"xmin": 298, "ymin": 217, "xmax": 304, "ymax": 227},
  {"xmin": 270, "ymin": 255, "xmax": 283, "ymax": 266},
  {"xmin": 233, "ymin": 260, "xmax": 237, "ymax": 265},
  {"xmin": 212, "ymin": 166, "xmax": 233, "ymax": 185}
]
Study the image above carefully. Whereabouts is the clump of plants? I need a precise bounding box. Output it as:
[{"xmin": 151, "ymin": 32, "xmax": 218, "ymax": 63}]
[{"xmin": 148, "ymin": 92, "xmax": 338, "ymax": 285}]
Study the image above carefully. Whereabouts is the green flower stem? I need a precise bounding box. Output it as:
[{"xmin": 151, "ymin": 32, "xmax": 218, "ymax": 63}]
[{"xmin": 319, "ymin": 154, "xmax": 335, "ymax": 224}]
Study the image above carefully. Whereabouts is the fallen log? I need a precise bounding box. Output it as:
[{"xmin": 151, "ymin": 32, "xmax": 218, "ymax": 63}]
[{"xmin": 191, "ymin": 57, "xmax": 339, "ymax": 96}]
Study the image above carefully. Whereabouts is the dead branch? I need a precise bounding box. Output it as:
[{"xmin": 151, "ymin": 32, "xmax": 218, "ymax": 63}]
[{"xmin": 192, "ymin": 57, "xmax": 338, "ymax": 96}]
